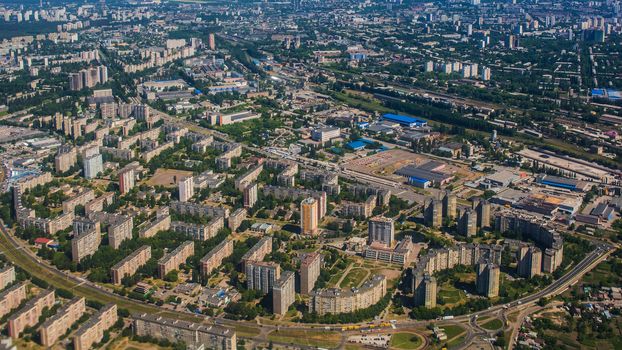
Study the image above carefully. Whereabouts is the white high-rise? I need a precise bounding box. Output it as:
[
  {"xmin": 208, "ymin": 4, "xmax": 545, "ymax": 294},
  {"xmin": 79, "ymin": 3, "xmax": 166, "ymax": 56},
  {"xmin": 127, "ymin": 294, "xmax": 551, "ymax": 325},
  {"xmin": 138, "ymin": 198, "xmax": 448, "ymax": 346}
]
[{"xmin": 179, "ymin": 176, "xmax": 194, "ymax": 202}]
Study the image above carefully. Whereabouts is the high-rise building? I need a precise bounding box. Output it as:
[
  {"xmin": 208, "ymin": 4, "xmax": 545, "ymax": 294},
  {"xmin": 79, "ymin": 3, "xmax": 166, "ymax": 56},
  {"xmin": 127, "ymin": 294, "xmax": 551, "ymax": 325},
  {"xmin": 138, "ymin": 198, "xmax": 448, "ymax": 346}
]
[
  {"xmin": 178, "ymin": 176, "xmax": 194, "ymax": 202},
  {"xmin": 245, "ymin": 261, "xmax": 280, "ymax": 294},
  {"xmin": 243, "ymin": 182, "xmax": 258, "ymax": 208},
  {"xmin": 273, "ymin": 271, "xmax": 295, "ymax": 315},
  {"xmin": 55, "ymin": 145, "xmax": 77, "ymax": 173},
  {"xmin": 481, "ymin": 67, "xmax": 491, "ymax": 81},
  {"xmin": 458, "ymin": 209, "xmax": 477, "ymax": 237},
  {"xmin": 424, "ymin": 199, "xmax": 442, "ymax": 228},
  {"xmin": 473, "ymin": 198, "xmax": 491, "ymax": 229},
  {"xmin": 83, "ymin": 153, "xmax": 103, "ymax": 179},
  {"xmin": 118, "ymin": 168, "xmax": 135, "ymax": 195},
  {"xmin": 368, "ymin": 216, "xmax": 394, "ymax": 246},
  {"xmin": 414, "ymin": 273, "xmax": 437, "ymax": 309},
  {"xmin": 476, "ymin": 261, "xmax": 500, "ymax": 298},
  {"xmin": 441, "ymin": 191, "xmax": 457, "ymax": 219},
  {"xmin": 208, "ymin": 33, "xmax": 216, "ymax": 50},
  {"xmin": 517, "ymin": 246, "xmax": 542, "ymax": 278},
  {"xmin": 300, "ymin": 197, "xmax": 319, "ymax": 235},
  {"xmin": 300, "ymin": 252, "xmax": 321, "ymax": 295}
]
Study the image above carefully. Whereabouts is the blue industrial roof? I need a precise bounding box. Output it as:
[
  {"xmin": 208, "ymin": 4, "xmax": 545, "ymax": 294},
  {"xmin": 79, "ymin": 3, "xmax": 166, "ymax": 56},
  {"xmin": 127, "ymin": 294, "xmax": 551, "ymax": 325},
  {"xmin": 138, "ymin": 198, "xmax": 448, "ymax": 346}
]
[
  {"xmin": 408, "ymin": 176, "xmax": 430, "ymax": 184},
  {"xmin": 541, "ymin": 179, "xmax": 577, "ymax": 190},
  {"xmin": 346, "ymin": 140, "xmax": 366, "ymax": 150},
  {"xmin": 382, "ymin": 113, "xmax": 427, "ymax": 125}
]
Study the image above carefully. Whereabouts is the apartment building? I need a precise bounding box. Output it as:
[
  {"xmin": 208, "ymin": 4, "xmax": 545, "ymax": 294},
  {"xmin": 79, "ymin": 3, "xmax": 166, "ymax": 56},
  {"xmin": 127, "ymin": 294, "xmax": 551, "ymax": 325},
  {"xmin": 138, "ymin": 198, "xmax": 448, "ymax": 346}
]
[
  {"xmin": 341, "ymin": 195, "xmax": 376, "ymax": 219},
  {"xmin": 0, "ymin": 265, "xmax": 16, "ymax": 290},
  {"xmin": 88, "ymin": 212, "xmax": 133, "ymax": 249},
  {"xmin": 310, "ymin": 275, "xmax": 387, "ymax": 315},
  {"xmin": 200, "ymin": 239, "xmax": 234, "ymax": 277},
  {"xmin": 138, "ymin": 214, "xmax": 171, "ymax": 238},
  {"xmin": 368, "ymin": 216, "xmax": 394, "ymax": 246},
  {"xmin": 170, "ymin": 201, "xmax": 230, "ymax": 219},
  {"xmin": 246, "ymin": 261, "xmax": 281, "ymax": 294},
  {"xmin": 0, "ymin": 282, "xmax": 27, "ymax": 319},
  {"xmin": 178, "ymin": 176, "xmax": 194, "ymax": 202},
  {"xmin": 132, "ymin": 313, "xmax": 236, "ymax": 350},
  {"xmin": 228, "ymin": 208, "xmax": 247, "ymax": 232},
  {"xmin": 73, "ymin": 304, "xmax": 118, "ymax": 350},
  {"xmin": 158, "ymin": 241, "xmax": 194, "ymax": 279},
  {"xmin": 111, "ymin": 246, "xmax": 152, "ymax": 284},
  {"xmin": 171, "ymin": 217, "xmax": 224, "ymax": 241},
  {"xmin": 62, "ymin": 189, "xmax": 96, "ymax": 214},
  {"xmin": 413, "ymin": 273, "xmax": 437, "ymax": 309},
  {"xmin": 262, "ymin": 186, "xmax": 327, "ymax": 220},
  {"xmin": 71, "ymin": 225, "xmax": 102, "ymax": 263},
  {"xmin": 273, "ymin": 271, "xmax": 295, "ymax": 315},
  {"xmin": 84, "ymin": 192, "xmax": 115, "ymax": 214},
  {"xmin": 40, "ymin": 297, "xmax": 86, "ymax": 347},
  {"xmin": 300, "ymin": 252, "xmax": 321, "ymax": 295},
  {"xmin": 55, "ymin": 145, "xmax": 77, "ymax": 173},
  {"xmin": 118, "ymin": 167, "xmax": 135, "ymax": 194},
  {"xmin": 476, "ymin": 261, "xmax": 500, "ymax": 298},
  {"xmin": 8, "ymin": 289, "xmax": 55, "ymax": 338},
  {"xmin": 300, "ymin": 197, "xmax": 319, "ymax": 235},
  {"xmin": 240, "ymin": 236, "xmax": 272, "ymax": 269},
  {"xmin": 363, "ymin": 237, "xmax": 417, "ymax": 267}
]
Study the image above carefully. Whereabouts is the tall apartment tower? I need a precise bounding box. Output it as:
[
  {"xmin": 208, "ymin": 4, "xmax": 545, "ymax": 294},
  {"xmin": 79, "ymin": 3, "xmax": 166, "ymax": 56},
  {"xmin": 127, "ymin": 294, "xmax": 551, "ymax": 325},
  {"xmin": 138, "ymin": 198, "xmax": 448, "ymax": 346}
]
[
  {"xmin": 441, "ymin": 190, "xmax": 457, "ymax": 219},
  {"xmin": 424, "ymin": 199, "xmax": 442, "ymax": 228},
  {"xmin": 55, "ymin": 145, "xmax": 77, "ymax": 173},
  {"xmin": 243, "ymin": 183, "xmax": 258, "ymax": 208},
  {"xmin": 473, "ymin": 198, "xmax": 491, "ymax": 229},
  {"xmin": 458, "ymin": 208, "xmax": 477, "ymax": 237},
  {"xmin": 299, "ymin": 252, "xmax": 321, "ymax": 295},
  {"xmin": 83, "ymin": 153, "xmax": 103, "ymax": 179},
  {"xmin": 518, "ymin": 246, "xmax": 542, "ymax": 278},
  {"xmin": 178, "ymin": 176, "xmax": 194, "ymax": 202},
  {"xmin": 246, "ymin": 261, "xmax": 281, "ymax": 294},
  {"xmin": 300, "ymin": 197, "xmax": 319, "ymax": 235},
  {"xmin": 208, "ymin": 33, "xmax": 216, "ymax": 50},
  {"xmin": 368, "ymin": 216, "xmax": 394, "ymax": 246},
  {"xmin": 118, "ymin": 168, "xmax": 135, "ymax": 195},
  {"xmin": 272, "ymin": 271, "xmax": 295, "ymax": 315},
  {"xmin": 414, "ymin": 273, "xmax": 437, "ymax": 309},
  {"xmin": 476, "ymin": 261, "xmax": 500, "ymax": 298}
]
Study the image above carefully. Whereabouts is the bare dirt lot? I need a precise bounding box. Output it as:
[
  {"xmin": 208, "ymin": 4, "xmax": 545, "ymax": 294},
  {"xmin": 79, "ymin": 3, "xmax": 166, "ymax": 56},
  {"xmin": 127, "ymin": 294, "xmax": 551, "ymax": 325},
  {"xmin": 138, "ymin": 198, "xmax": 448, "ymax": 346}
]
[{"xmin": 145, "ymin": 168, "xmax": 193, "ymax": 187}]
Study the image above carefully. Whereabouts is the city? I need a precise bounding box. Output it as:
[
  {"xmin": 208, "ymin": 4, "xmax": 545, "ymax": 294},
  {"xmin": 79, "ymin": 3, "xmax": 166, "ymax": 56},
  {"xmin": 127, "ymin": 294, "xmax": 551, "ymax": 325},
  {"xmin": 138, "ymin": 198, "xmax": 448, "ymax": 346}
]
[{"xmin": 0, "ymin": 0, "xmax": 620, "ymax": 350}]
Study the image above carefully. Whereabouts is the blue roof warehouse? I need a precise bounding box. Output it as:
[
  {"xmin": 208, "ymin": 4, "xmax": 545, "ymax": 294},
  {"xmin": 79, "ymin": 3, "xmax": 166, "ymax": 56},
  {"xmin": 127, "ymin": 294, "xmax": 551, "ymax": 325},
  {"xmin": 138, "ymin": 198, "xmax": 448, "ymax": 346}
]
[{"xmin": 381, "ymin": 113, "xmax": 428, "ymax": 128}]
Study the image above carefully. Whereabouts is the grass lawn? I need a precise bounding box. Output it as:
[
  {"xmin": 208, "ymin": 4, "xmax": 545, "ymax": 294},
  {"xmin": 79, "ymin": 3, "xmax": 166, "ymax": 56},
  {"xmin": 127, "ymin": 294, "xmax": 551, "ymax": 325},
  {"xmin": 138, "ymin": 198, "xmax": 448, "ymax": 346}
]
[
  {"xmin": 390, "ymin": 332, "xmax": 423, "ymax": 349},
  {"xmin": 233, "ymin": 324, "xmax": 261, "ymax": 337},
  {"xmin": 267, "ymin": 329, "xmax": 342, "ymax": 349},
  {"xmin": 438, "ymin": 284, "xmax": 466, "ymax": 306},
  {"xmin": 340, "ymin": 268, "xmax": 368, "ymax": 288},
  {"xmin": 480, "ymin": 318, "xmax": 503, "ymax": 331},
  {"xmin": 441, "ymin": 324, "xmax": 465, "ymax": 340}
]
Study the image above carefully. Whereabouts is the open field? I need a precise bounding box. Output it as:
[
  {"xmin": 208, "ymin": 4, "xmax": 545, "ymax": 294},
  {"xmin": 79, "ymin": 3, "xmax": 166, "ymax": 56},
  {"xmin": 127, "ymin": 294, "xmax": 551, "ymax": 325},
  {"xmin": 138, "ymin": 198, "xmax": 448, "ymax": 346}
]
[
  {"xmin": 145, "ymin": 168, "xmax": 193, "ymax": 187},
  {"xmin": 390, "ymin": 332, "xmax": 424, "ymax": 349},
  {"xmin": 267, "ymin": 329, "xmax": 342, "ymax": 349}
]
